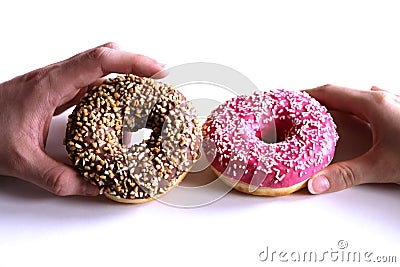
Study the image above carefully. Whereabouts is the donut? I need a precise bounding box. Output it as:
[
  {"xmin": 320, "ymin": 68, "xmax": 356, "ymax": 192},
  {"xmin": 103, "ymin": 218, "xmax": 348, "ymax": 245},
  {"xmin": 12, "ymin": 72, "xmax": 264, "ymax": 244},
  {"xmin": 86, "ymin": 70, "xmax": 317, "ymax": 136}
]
[
  {"xmin": 65, "ymin": 74, "xmax": 201, "ymax": 203},
  {"xmin": 202, "ymin": 89, "xmax": 338, "ymax": 196}
]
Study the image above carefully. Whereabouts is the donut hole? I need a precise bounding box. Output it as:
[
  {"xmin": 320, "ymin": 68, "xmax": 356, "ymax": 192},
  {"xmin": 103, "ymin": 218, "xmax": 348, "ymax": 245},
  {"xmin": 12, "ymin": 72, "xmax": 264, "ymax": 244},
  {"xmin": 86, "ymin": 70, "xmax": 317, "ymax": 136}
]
[
  {"xmin": 261, "ymin": 118, "xmax": 293, "ymax": 144},
  {"xmin": 122, "ymin": 128, "xmax": 153, "ymax": 148}
]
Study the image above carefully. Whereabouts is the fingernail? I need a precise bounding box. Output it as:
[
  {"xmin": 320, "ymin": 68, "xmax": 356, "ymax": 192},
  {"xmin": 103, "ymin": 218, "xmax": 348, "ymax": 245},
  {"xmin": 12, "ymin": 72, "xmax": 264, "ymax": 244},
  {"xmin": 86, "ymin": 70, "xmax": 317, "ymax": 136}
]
[
  {"xmin": 83, "ymin": 183, "xmax": 99, "ymax": 196},
  {"xmin": 308, "ymin": 175, "xmax": 330, "ymax": 194},
  {"xmin": 152, "ymin": 67, "xmax": 169, "ymax": 79},
  {"xmin": 157, "ymin": 62, "xmax": 167, "ymax": 68}
]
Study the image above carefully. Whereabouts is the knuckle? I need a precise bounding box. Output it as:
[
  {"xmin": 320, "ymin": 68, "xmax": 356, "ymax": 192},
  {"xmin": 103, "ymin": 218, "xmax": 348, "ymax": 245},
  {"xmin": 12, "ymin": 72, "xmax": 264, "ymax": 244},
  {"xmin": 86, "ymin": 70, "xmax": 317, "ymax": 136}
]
[
  {"xmin": 103, "ymin": 41, "xmax": 119, "ymax": 49},
  {"xmin": 43, "ymin": 166, "xmax": 69, "ymax": 196},
  {"xmin": 20, "ymin": 67, "xmax": 50, "ymax": 87},
  {"xmin": 88, "ymin": 46, "xmax": 112, "ymax": 62},
  {"xmin": 336, "ymin": 163, "xmax": 358, "ymax": 189},
  {"xmin": 370, "ymin": 91, "xmax": 394, "ymax": 106},
  {"xmin": 20, "ymin": 65, "xmax": 62, "ymax": 105}
]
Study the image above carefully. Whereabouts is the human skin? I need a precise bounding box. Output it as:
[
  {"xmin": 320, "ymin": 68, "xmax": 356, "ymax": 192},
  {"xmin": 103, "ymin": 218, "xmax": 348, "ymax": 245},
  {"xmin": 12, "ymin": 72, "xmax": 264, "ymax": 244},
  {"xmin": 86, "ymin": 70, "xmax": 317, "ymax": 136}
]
[
  {"xmin": 0, "ymin": 42, "xmax": 165, "ymax": 196},
  {"xmin": 306, "ymin": 84, "xmax": 400, "ymax": 194}
]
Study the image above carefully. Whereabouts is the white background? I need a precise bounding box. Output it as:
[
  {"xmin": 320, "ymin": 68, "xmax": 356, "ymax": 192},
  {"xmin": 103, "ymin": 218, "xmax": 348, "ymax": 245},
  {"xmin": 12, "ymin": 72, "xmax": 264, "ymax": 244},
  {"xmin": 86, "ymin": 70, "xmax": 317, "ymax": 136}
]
[{"xmin": 0, "ymin": 0, "xmax": 399, "ymax": 266}]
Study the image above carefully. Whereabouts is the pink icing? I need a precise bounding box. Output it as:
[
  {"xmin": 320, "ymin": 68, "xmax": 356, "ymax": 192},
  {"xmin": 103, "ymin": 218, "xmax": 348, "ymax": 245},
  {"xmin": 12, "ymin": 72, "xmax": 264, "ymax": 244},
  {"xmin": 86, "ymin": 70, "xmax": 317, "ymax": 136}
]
[{"xmin": 202, "ymin": 89, "xmax": 339, "ymax": 190}]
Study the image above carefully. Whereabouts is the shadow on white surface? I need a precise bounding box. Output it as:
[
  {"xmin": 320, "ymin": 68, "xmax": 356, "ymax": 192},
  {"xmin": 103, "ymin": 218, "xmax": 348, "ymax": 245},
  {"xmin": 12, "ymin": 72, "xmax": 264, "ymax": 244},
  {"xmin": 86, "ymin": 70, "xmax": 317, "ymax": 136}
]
[{"xmin": 0, "ymin": 175, "xmax": 140, "ymax": 220}]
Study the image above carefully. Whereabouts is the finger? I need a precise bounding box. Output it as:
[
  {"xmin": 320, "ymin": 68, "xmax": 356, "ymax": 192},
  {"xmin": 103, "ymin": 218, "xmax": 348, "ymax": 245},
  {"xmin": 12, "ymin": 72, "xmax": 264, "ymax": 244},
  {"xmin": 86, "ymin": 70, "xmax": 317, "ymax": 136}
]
[
  {"xmin": 371, "ymin": 85, "xmax": 384, "ymax": 92},
  {"xmin": 22, "ymin": 151, "xmax": 99, "ymax": 196},
  {"xmin": 307, "ymin": 152, "xmax": 376, "ymax": 194},
  {"xmin": 304, "ymin": 84, "xmax": 372, "ymax": 122},
  {"xmin": 47, "ymin": 42, "xmax": 165, "ymax": 103},
  {"xmin": 58, "ymin": 42, "xmax": 165, "ymax": 88},
  {"xmin": 53, "ymin": 77, "xmax": 107, "ymax": 115},
  {"xmin": 371, "ymin": 85, "xmax": 400, "ymax": 97}
]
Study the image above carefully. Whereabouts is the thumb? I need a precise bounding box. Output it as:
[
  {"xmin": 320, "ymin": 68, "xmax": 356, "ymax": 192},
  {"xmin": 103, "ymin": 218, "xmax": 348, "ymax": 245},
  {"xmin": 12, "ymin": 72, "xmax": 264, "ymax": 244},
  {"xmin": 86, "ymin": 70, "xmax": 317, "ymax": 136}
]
[
  {"xmin": 307, "ymin": 154, "xmax": 374, "ymax": 194},
  {"xmin": 23, "ymin": 151, "xmax": 99, "ymax": 196}
]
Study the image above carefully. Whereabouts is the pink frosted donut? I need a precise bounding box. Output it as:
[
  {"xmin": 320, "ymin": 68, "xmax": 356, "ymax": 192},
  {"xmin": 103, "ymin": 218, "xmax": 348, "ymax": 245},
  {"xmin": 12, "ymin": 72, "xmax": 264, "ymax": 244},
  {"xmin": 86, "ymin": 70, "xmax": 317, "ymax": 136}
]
[{"xmin": 202, "ymin": 89, "xmax": 338, "ymax": 196}]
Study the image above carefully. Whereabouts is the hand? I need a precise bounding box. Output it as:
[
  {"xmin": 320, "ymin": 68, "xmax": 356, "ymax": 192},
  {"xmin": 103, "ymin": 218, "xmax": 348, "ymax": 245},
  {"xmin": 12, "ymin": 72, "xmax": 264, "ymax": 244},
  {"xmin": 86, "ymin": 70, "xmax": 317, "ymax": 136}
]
[
  {"xmin": 306, "ymin": 84, "xmax": 400, "ymax": 194},
  {"xmin": 0, "ymin": 42, "xmax": 165, "ymax": 196}
]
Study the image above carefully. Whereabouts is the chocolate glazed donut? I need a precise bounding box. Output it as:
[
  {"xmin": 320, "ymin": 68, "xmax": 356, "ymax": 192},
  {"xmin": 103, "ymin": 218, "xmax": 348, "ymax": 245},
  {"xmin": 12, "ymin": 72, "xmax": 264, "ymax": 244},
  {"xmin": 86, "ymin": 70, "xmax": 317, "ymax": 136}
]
[{"xmin": 65, "ymin": 75, "xmax": 201, "ymax": 203}]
